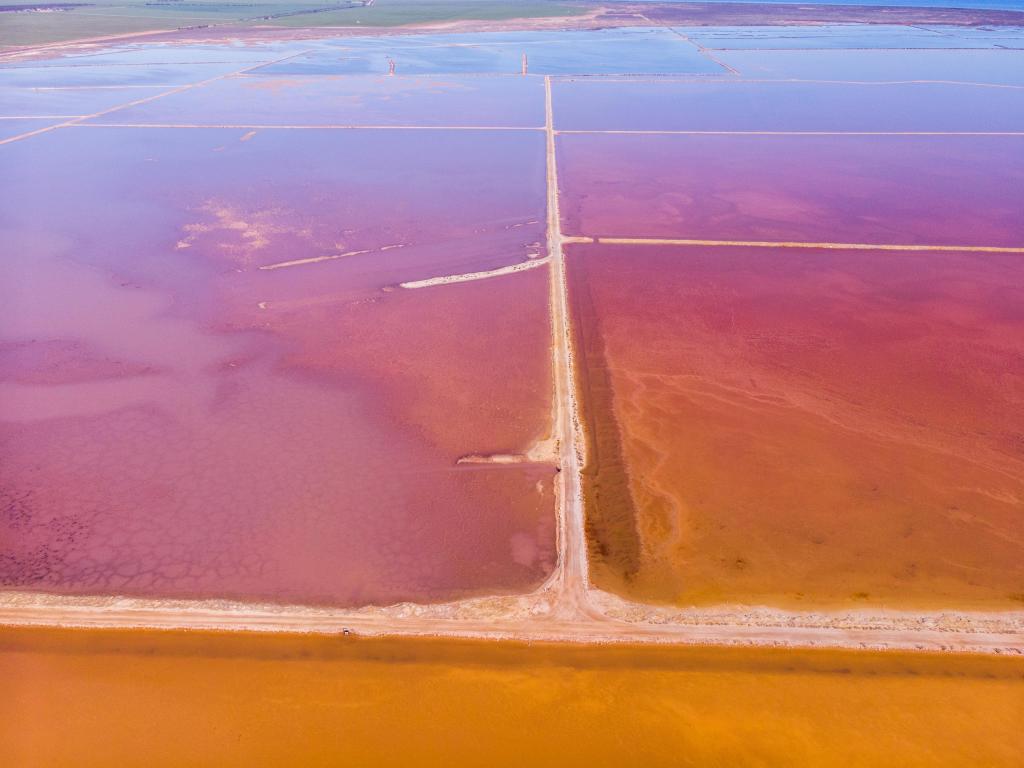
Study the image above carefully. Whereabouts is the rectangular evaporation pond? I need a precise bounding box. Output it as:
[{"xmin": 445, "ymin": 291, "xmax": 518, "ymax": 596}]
[
  {"xmin": 509, "ymin": 26, "xmax": 725, "ymax": 75},
  {"xmin": 0, "ymin": 62, "xmax": 248, "ymax": 88},
  {"xmin": 713, "ymin": 48, "xmax": 1024, "ymax": 85},
  {"xmin": 92, "ymin": 74, "xmax": 546, "ymax": 128},
  {"xmin": 0, "ymin": 86, "xmax": 159, "ymax": 118},
  {"xmin": 0, "ymin": 41, "xmax": 312, "ymax": 68},
  {"xmin": 551, "ymin": 79, "xmax": 1024, "ymax": 132},
  {"xmin": 252, "ymin": 27, "xmax": 725, "ymax": 76},
  {"xmin": 0, "ymin": 117, "xmax": 63, "ymax": 141},
  {"xmin": 568, "ymin": 242, "xmax": 1024, "ymax": 609},
  {"xmin": 253, "ymin": 36, "xmax": 519, "ymax": 76},
  {"xmin": 675, "ymin": 23, "xmax": 997, "ymax": 50},
  {"xmin": 672, "ymin": 24, "xmax": 944, "ymax": 41},
  {"xmin": 920, "ymin": 25, "xmax": 1024, "ymax": 48},
  {"xmin": 0, "ymin": 126, "xmax": 555, "ymax": 608},
  {"xmin": 556, "ymin": 133, "xmax": 1024, "ymax": 246}
]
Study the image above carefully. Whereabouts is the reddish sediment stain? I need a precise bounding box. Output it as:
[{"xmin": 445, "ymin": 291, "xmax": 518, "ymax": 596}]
[
  {"xmin": 557, "ymin": 134, "xmax": 1024, "ymax": 247},
  {"xmin": 569, "ymin": 243, "xmax": 1024, "ymax": 608},
  {"xmin": 250, "ymin": 268, "xmax": 555, "ymax": 459},
  {"xmin": 0, "ymin": 126, "xmax": 554, "ymax": 606}
]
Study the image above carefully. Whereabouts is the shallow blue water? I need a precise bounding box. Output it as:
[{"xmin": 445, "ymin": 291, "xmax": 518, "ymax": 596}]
[
  {"xmin": 676, "ymin": 23, "xmax": 1024, "ymax": 49},
  {"xmin": 0, "ymin": 62, "xmax": 247, "ymax": 87},
  {"xmin": 0, "ymin": 117, "xmax": 60, "ymax": 140},
  {"xmin": 0, "ymin": 42, "xmax": 309, "ymax": 69},
  {"xmin": 252, "ymin": 28, "xmax": 725, "ymax": 76},
  {"xmin": 714, "ymin": 47, "xmax": 1024, "ymax": 84},
  {"xmin": 0, "ymin": 21, "xmax": 1021, "ymax": 88}
]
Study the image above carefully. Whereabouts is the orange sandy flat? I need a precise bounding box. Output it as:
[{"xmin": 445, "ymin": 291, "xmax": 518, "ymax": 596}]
[{"xmin": 3, "ymin": 627, "xmax": 1023, "ymax": 767}]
